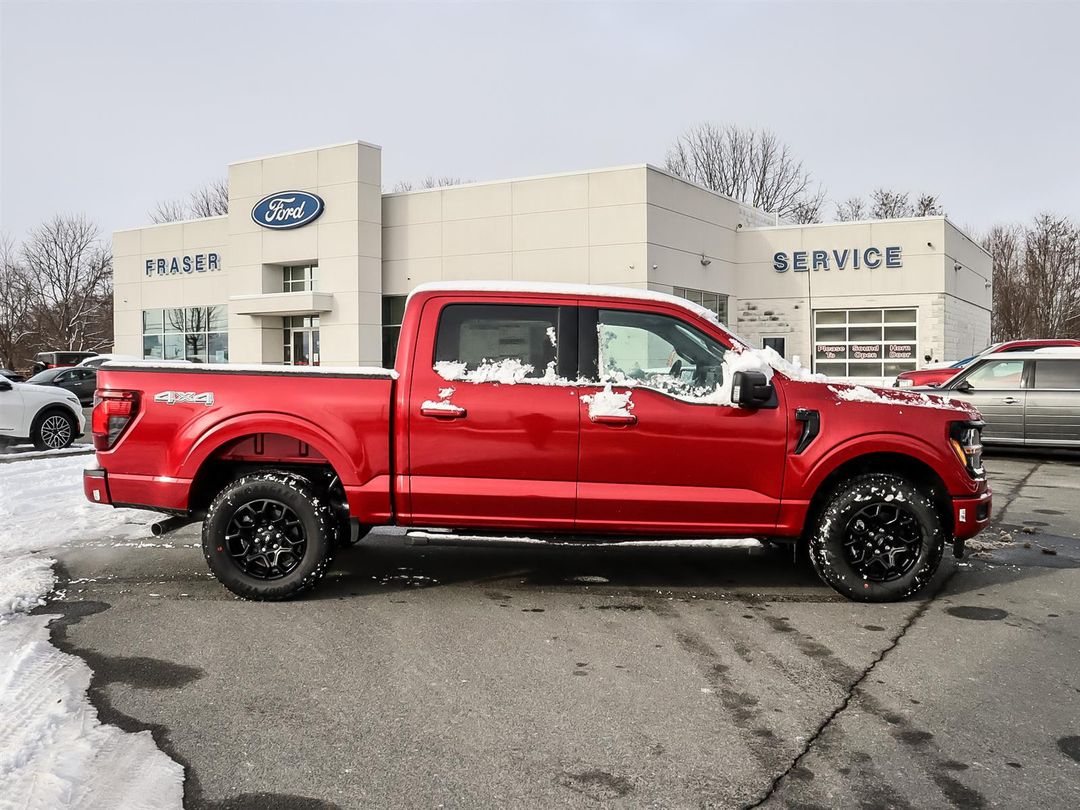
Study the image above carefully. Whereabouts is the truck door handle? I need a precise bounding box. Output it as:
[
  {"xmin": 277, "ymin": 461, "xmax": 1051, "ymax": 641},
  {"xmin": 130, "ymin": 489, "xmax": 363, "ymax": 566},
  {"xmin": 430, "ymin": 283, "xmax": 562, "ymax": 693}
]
[
  {"xmin": 1001, "ymin": 396, "xmax": 1020, "ymax": 405},
  {"xmin": 590, "ymin": 413, "xmax": 637, "ymax": 426},
  {"xmin": 420, "ymin": 403, "xmax": 467, "ymax": 419}
]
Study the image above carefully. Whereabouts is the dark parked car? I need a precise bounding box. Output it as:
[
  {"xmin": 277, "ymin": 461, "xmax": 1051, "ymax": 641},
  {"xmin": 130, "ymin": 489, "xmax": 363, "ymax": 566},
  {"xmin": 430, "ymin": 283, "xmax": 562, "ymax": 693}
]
[
  {"xmin": 0, "ymin": 368, "xmax": 24, "ymax": 382},
  {"xmin": 26, "ymin": 366, "xmax": 98, "ymax": 406},
  {"xmin": 30, "ymin": 350, "xmax": 98, "ymax": 375},
  {"xmin": 926, "ymin": 349, "xmax": 1080, "ymax": 447}
]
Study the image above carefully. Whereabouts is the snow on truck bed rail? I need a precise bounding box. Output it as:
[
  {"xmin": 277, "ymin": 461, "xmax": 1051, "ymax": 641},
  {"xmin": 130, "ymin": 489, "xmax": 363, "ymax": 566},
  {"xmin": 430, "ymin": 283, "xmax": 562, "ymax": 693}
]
[{"xmin": 102, "ymin": 360, "xmax": 397, "ymax": 378}]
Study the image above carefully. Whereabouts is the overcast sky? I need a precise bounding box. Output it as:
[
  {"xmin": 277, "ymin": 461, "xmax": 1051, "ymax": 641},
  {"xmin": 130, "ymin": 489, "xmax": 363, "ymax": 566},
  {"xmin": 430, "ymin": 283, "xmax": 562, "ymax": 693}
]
[{"xmin": 2, "ymin": 1, "xmax": 1078, "ymax": 242}]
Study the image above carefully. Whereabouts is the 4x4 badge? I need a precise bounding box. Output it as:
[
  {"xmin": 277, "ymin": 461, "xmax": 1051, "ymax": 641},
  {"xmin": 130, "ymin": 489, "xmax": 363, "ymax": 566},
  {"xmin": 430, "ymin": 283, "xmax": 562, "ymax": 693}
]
[{"xmin": 154, "ymin": 391, "xmax": 215, "ymax": 406}]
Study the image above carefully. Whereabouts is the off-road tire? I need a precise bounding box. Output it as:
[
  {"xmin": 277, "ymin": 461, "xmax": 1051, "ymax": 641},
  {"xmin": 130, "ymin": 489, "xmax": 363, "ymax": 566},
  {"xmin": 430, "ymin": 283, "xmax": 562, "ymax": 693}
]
[
  {"xmin": 202, "ymin": 471, "xmax": 335, "ymax": 600},
  {"xmin": 31, "ymin": 408, "xmax": 77, "ymax": 451},
  {"xmin": 808, "ymin": 473, "xmax": 945, "ymax": 603}
]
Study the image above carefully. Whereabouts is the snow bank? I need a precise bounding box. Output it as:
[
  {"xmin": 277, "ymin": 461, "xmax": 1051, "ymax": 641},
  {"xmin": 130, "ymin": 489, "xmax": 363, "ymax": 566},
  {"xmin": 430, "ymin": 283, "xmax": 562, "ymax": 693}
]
[{"xmin": 0, "ymin": 455, "xmax": 183, "ymax": 807}]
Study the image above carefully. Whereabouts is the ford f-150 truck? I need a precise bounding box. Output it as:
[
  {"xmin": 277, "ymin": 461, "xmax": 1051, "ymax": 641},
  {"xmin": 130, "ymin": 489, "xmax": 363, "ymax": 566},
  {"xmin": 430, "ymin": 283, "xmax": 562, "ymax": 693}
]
[{"xmin": 84, "ymin": 282, "xmax": 991, "ymax": 602}]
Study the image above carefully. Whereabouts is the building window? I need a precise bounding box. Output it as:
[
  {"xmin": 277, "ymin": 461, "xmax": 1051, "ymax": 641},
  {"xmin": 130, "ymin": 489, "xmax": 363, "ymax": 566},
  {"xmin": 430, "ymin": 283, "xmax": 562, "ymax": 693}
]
[
  {"xmin": 813, "ymin": 308, "xmax": 917, "ymax": 379},
  {"xmin": 142, "ymin": 306, "xmax": 228, "ymax": 362},
  {"xmin": 673, "ymin": 286, "xmax": 728, "ymax": 324},
  {"xmin": 382, "ymin": 296, "xmax": 407, "ymax": 368},
  {"xmin": 284, "ymin": 315, "xmax": 319, "ymax": 366},
  {"xmin": 283, "ymin": 264, "xmax": 318, "ymax": 292},
  {"xmin": 762, "ymin": 336, "xmax": 786, "ymax": 358}
]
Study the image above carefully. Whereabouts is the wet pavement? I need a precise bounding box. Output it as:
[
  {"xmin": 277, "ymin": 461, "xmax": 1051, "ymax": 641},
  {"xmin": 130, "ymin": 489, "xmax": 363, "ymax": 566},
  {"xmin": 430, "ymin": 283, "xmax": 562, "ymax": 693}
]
[{"xmin": 44, "ymin": 451, "xmax": 1080, "ymax": 809}]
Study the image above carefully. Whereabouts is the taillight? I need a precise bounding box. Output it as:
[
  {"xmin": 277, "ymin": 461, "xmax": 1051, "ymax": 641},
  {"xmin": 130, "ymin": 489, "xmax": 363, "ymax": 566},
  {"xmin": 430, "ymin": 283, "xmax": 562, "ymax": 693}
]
[{"xmin": 92, "ymin": 389, "xmax": 139, "ymax": 450}]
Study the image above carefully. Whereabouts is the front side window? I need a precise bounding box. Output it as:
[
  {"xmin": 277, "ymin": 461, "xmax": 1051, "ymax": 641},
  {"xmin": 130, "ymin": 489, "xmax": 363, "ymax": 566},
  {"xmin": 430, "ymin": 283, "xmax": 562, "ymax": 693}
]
[
  {"xmin": 963, "ymin": 359, "xmax": 1025, "ymax": 390},
  {"xmin": 597, "ymin": 308, "xmax": 727, "ymax": 398},
  {"xmin": 434, "ymin": 304, "xmax": 558, "ymax": 380},
  {"xmin": 1033, "ymin": 360, "xmax": 1080, "ymax": 390}
]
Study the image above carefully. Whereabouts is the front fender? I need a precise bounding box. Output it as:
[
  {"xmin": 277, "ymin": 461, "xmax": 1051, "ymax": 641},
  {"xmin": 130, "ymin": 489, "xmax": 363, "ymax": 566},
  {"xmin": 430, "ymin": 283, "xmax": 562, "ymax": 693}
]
[{"xmin": 792, "ymin": 430, "xmax": 975, "ymax": 501}]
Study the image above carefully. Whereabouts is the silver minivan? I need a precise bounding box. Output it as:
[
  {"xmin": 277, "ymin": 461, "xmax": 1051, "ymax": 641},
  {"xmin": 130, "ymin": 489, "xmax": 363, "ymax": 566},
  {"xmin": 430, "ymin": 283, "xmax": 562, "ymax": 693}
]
[{"xmin": 931, "ymin": 349, "xmax": 1080, "ymax": 447}]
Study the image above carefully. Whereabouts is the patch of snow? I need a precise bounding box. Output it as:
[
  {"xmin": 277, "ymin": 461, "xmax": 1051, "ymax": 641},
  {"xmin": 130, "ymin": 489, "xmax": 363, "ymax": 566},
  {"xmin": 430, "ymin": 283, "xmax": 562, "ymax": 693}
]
[
  {"xmin": 103, "ymin": 360, "xmax": 397, "ymax": 379},
  {"xmin": 581, "ymin": 385, "xmax": 634, "ymax": 418},
  {"xmin": 828, "ymin": 383, "xmax": 975, "ymax": 412},
  {"xmin": 434, "ymin": 358, "xmax": 562, "ymax": 386},
  {"xmin": 546, "ymin": 326, "xmax": 557, "ymax": 347},
  {"xmin": 437, "ymin": 387, "xmax": 455, "ymax": 400},
  {"xmin": 419, "ymin": 399, "xmax": 462, "ymax": 412},
  {"xmin": 0, "ymin": 455, "xmax": 183, "ymax": 807}
]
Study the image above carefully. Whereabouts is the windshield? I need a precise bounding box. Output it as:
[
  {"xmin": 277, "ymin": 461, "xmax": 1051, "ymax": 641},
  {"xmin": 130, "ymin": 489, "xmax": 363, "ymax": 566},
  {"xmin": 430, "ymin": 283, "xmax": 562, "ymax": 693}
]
[
  {"xmin": 950, "ymin": 355, "xmax": 977, "ymax": 368},
  {"xmin": 25, "ymin": 370, "xmax": 57, "ymax": 383}
]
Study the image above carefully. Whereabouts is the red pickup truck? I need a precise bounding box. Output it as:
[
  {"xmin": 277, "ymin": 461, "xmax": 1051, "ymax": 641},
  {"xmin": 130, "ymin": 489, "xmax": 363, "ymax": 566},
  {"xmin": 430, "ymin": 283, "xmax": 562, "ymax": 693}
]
[{"xmin": 84, "ymin": 283, "xmax": 991, "ymax": 603}]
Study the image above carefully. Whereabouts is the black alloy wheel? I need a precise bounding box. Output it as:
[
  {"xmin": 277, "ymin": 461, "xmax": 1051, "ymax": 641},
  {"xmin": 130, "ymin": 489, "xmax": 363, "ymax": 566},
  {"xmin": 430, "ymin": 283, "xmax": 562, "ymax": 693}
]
[
  {"xmin": 808, "ymin": 473, "xmax": 945, "ymax": 603},
  {"xmin": 202, "ymin": 471, "xmax": 336, "ymax": 600},
  {"xmin": 224, "ymin": 498, "xmax": 307, "ymax": 580},
  {"xmin": 842, "ymin": 502, "xmax": 923, "ymax": 582}
]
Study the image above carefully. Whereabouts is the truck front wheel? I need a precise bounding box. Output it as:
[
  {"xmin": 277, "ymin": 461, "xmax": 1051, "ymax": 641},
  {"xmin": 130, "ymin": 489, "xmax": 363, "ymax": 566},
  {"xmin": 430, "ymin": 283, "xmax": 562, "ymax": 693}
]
[
  {"xmin": 202, "ymin": 471, "xmax": 335, "ymax": 600},
  {"xmin": 808, "ymin": 473, "xmax": 945, "ymax": 603}
]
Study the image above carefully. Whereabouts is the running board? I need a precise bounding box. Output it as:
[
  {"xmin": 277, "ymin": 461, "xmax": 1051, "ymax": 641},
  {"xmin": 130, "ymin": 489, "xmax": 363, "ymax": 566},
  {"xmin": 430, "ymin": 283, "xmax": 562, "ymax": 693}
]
[{"xmin": 405, "ymin": 529, "xmax": 766, "ymax": 550}]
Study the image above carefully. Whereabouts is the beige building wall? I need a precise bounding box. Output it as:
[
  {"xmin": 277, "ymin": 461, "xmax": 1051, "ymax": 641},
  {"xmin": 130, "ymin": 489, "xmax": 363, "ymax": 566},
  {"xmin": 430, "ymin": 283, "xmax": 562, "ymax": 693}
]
[
  {"xmin": 733, "ymin": 217, "xmax": 991, "ymax": 373},
  {"xmin": 381, "ymin": 166, "xmax": 652, "ymax": 295},
  {"xmin": 226, "ymin": 141, "xmax": 382, "ymax": 366}
]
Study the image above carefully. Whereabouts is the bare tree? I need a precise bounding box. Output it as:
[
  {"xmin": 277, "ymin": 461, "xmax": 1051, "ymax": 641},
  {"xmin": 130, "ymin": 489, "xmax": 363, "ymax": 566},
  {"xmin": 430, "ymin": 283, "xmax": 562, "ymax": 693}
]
[
  {"xmin": 21, "ymin": 215, "xmax": 113, "ymax": 351},
  {"xmin": 664, "ymin": 122, "xmax": 826, "ymax": 221},
  {"xmin": 984, "ymin": 224, "xmax": 1027, "ymax": 341},
  {"xmin": 188, "ymin": 178, "xmax": 230, "ymax": 218},
  {"xmin": 150, "ymin": 177, "xmax": 230, "ymax": 223},
  {"xmin": 836, "ymin": 188, "xmax": 944, "ymax": 221},
  {"xmin": 1023, "ymin": 214, "xmax": 1080, "ymax": 338},
  {"xmin": 392, "ymin": 176, "xmax": 471, "ymax": 193},
  {"xmin": 0, "ymin": 236, "xmax": 35, "ymax": 369},
  {"xmin": 835, "ymin": 196, "xmax": 867, "ymax": 222},
  {"xmin": 150, "ymin": 198, "xmax": 188, "ymax": 224},
  {"xmin": 983, "ymin": 215, "xmax": 1080, "ymax": 341}
]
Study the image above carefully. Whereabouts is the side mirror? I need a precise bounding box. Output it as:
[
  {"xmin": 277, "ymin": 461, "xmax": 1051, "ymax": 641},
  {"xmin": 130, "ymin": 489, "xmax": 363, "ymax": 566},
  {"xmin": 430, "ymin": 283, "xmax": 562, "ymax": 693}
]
[
  {"xmin": 732, "ymin": 370, "xmax": 776, "ymax": 409},
  {"xmin": 0, "ymin": 379, "xmax": 11, "ymax": 392},
  {"xmin": 954, "ymin": 380, "xmax": 974, "ymax": 393}
]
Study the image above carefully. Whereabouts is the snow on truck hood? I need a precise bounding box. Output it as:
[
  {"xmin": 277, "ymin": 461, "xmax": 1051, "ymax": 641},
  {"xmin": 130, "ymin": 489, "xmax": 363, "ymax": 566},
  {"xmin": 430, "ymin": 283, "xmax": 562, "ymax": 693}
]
[{"xmin": 826, "ymin": 382, "xmax": 978, "ymax": 415}]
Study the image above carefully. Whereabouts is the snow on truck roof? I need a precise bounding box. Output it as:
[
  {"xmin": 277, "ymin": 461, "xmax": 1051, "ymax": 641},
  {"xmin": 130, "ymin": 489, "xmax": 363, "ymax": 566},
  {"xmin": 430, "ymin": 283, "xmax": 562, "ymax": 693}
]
[{"xmin": 408, "ymin": 280, "xmax": 735, "ymax": 331}]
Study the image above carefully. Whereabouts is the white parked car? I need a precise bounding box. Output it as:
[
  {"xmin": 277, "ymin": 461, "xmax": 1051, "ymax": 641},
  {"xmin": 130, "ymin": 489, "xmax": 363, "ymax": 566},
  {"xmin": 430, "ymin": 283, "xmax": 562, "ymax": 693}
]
[{"xmin": 0, "ymin": 376, "xmax": 85, "ymax": 450}]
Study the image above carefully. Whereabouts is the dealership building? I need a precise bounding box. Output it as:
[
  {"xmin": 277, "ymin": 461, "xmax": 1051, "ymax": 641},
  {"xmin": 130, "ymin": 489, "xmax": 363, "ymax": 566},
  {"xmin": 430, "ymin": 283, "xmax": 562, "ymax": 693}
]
[{"xmin": 112, "ymin": 140, "xmax": 992, "ymax": 382}]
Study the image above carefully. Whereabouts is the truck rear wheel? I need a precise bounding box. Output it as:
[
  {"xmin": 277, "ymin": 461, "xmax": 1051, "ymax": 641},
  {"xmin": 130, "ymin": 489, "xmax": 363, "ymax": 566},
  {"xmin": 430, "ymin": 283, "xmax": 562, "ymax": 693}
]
[
  {"xmin": 202, "ymin": 471, "xmax": 335, "ymax": 600},
  {"xmin": 808, "ymin": 473, "xmax": 944, "ymax": 603}
]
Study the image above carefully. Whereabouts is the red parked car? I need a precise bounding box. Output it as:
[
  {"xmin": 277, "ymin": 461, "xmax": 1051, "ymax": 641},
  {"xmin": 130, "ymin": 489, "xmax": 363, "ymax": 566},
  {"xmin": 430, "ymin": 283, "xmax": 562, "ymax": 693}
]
[
  {"xmin": 894, "ymin": 339, "xmax": 1080, "ymax": 388},
  {"xmin": 84, "ymin": 283, "xmax": 991, "ymax": 603}
]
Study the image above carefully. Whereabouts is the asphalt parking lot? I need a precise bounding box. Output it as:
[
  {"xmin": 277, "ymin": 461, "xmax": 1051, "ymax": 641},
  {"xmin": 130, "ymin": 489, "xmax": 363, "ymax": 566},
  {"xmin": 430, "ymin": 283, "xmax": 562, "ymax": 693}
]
[{"xmin": 42, "ymin": 451, "xmax": 1080, "ymax": 809}]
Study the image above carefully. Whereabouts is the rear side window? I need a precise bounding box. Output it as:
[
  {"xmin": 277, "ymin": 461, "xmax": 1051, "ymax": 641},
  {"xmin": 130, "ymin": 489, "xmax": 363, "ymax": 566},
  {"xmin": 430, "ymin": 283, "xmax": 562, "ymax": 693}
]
[
  {"xmin": 434, "ymin": 304, "xmax": 558, "ymax": 379},
  {"xmin": 1033, "ymin": 360, "xmax": 1080, "ymax": 390}
]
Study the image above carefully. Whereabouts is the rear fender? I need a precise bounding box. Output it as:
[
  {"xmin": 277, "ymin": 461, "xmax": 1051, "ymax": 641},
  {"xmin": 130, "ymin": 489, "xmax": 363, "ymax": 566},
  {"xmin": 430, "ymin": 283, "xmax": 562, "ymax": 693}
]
[{"xmin": 179, "ymin": 412, "xmax": 362, "ymax": 486}]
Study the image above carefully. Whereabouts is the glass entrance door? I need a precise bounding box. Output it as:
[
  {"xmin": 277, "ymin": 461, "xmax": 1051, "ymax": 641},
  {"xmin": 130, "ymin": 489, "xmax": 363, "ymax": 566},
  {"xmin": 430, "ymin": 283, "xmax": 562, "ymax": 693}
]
[{"xmin": 284, "ymin": 316, "xmax": 320, "ymax": 366}]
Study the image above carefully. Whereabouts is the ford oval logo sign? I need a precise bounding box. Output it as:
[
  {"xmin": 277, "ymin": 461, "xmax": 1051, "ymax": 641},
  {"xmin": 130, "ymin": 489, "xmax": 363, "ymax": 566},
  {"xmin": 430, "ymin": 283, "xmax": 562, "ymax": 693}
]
[{"xmin": 251, "ymin": 190, "xmax": 324, "ymax": 230}]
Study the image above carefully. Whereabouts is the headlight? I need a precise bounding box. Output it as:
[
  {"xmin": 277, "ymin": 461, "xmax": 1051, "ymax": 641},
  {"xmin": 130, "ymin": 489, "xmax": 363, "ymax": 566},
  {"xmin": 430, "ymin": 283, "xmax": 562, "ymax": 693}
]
[{"xmin": 949, "ymin": 421, "xmax": 985, "ymax": 478}]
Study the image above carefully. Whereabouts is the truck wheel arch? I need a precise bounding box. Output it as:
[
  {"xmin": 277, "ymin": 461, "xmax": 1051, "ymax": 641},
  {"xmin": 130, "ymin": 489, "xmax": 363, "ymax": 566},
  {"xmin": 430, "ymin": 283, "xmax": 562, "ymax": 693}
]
[
  {"xmin": 803, "ymin": 450, "xmax": 954, "ymax": 539},
  {"xmin": 181, "ymin": 415, "xmax": 361, "ymax": 511}
]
